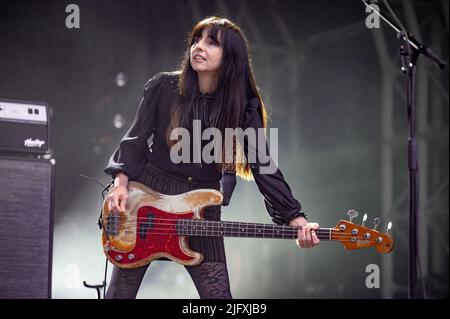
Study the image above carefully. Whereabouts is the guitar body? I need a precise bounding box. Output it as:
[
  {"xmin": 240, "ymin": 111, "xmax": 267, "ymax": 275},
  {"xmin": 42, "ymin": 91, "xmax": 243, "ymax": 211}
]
[{"xmin": 101, "ymin": 181, "xmax": 223, "ymax": 269}]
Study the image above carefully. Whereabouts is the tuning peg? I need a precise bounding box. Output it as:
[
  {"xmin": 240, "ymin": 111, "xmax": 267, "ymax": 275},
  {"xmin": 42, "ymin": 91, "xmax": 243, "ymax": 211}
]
[
  {"xmin": 362, "ymin": 213, "xmax": 368, "ymax": 227},
  {"xmin": 386, "ymin": 221, "xmax": 393, "ymax": 235},
  {"xmin": 347, "ymin": 209, "xmax": 359, "ymax": 222},
  {"xmin": 373, "ymin": 217, "xmax": 381, "ymax": 231}
]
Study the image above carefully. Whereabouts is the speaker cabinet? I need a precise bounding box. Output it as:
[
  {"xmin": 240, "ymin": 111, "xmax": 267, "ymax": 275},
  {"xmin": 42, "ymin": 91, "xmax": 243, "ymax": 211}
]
[{"xmin": 0, "ymin": 156, "xmax": 54, "ymax": 298}]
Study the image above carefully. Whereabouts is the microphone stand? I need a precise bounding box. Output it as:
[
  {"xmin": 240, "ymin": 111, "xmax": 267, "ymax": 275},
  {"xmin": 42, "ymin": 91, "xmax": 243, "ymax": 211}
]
[{"xmin": 361, "ymin": 0, "xmax": 446, "ymax": 299}]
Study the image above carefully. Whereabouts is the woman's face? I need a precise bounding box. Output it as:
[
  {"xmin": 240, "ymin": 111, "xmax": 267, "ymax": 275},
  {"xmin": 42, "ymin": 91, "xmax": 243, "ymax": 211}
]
[{"xmin": 190, "ymin": 28, "xmax": 223, "ymax": 75}]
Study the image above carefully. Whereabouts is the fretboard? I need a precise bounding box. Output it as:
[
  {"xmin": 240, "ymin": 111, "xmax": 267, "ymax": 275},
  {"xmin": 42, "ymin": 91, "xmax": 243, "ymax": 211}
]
[{"xmin": 175, "ymin": 219, "xmax": 332, "ymax": 240}]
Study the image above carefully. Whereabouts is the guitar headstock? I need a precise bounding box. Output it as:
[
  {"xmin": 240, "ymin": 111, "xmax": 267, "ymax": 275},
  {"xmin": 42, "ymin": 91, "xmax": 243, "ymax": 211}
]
[{"xmin": 332, "ymin": 211, "xmax": 394, "ymax": 254}]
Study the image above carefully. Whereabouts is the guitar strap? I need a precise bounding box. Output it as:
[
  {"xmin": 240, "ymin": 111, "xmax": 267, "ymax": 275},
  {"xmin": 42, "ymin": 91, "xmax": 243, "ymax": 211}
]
[{"xmin": 220, "ymin": 170, "xmax": 237, "ymax": 206}]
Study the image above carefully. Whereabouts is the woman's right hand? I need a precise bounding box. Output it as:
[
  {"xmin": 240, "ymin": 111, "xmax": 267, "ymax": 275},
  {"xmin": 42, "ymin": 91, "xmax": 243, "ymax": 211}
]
[
  {"xmin": 106, "ymin": 185, "xmax": 129, "ymax": 213},
  {"xmin": 106, "ymin": 172, "xmax": 129, "ymax": 213}
]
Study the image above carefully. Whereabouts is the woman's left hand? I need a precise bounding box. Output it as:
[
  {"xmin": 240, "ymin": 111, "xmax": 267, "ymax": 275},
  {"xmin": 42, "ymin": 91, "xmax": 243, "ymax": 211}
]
[{"xmin": 289, "ymin": 217, "xmax": 320, "ymax": 248}]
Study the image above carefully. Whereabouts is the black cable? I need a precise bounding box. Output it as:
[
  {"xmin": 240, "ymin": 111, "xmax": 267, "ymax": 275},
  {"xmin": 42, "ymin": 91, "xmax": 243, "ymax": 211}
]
[
  {"xmin": 381, "ymin": 0, "xmax": 429, "ymax": 299},
  {"xmin": 416, "ymin": 250, "xmax": 429, "ymax": 299},
  {"xmin": 103, "ymin": 257, "xmax": 109, "ymax": 299},
  {"xmin": 80, "ymin": 173, "xmax": 107, "ymax": 189},
  {"xmin": 382, "ymin": 0, "xmax": 412, "ymax": 58},
  {"xmin": 79, "ymin": 173, "xmax": 113, "ymax": 299}
]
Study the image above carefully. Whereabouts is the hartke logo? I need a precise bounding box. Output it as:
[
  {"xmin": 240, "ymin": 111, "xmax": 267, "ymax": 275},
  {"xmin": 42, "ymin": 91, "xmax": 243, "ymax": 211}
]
[{"xmin": 24, "ymin": 138, "xmax": 45, "ymax": 148}]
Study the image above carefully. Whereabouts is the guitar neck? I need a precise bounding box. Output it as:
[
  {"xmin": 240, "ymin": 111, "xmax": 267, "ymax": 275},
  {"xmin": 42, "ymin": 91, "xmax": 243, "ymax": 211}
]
[{"xmin": 176, "ymin": 219, "xmax": 333, "ymax": 241}]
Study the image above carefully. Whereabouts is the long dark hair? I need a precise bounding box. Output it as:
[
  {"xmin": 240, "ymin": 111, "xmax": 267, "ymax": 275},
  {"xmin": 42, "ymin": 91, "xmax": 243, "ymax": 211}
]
[{"xmin": 167, "ymin": 16, "xmax": 268, "ymax": 180}]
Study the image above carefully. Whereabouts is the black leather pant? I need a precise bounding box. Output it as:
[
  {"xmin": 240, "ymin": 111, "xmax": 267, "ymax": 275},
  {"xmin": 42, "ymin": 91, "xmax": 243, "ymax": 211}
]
[{"xmin": 106, "ymin": 261, "xmax": 232, "ymax": 299}]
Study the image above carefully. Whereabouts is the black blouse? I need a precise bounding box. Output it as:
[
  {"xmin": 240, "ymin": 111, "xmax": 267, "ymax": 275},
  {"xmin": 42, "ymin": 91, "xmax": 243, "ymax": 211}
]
[{"xmin": 105, "ymin": 71, "xmax": 302, "ymax": 225}]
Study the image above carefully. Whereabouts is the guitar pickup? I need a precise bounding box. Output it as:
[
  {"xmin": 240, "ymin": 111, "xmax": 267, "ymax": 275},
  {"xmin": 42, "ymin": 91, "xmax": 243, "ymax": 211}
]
[
  {"xmin": 139, "ymin": 212, "xmax": 154, "ymax": 240},
  {"xmin": 106, "ymin": 214, "xmax": 119, "ymax": 237}
]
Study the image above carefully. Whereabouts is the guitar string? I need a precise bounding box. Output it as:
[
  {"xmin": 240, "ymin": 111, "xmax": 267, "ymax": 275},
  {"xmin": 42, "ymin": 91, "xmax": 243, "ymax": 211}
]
[
  {"xmin": 105, "ymin": 223, "xmax": 342, "ymax": 234},
  {"xmin": 104, "ymin": 222, "xmax": 338, "ymax": 234},
  {"xmin": 102, "ymin": 230, "xmax": 379, "ymax": 243},
  {"xmin": 103, "ymin": 229, "xmax": 373, "ymax": 241},
  {"xmin": 105, "ymin": 232, "xmax": 370, "ymax": 241},
  {"xmin": 104, "ymin": 221, "xmax": 373, "ymax": 236},
  {"xmin": 105, "ymin": 220, "xmax": 333, "ymax": 230},
  {"xmin": 105, "ymin": 215, "xmax": 366, "ymax": 229},
  {"xmin": 105, "ymin": 219, "xmax": 331, "ymax": 228},
  {"xmin": 104, "ymin": 226, "xmax": 376, "ymax": 241},
  {"xmin": 105, "ymin": 215, "xmax": 375, "ymax": 231},
  {"xmin": 104, "ymin": 220, "xmax": 379, "ymax": 237}
]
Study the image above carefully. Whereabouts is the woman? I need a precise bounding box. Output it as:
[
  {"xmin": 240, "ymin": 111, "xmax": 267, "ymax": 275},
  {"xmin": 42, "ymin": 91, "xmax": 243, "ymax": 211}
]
[{"xmin": 104, "ymin": 16, "xmax": 320, "ymax": 299}]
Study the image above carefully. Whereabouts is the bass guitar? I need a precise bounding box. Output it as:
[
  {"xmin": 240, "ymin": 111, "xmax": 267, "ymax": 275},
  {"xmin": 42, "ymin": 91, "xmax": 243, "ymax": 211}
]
[{"xmin": 101, "ymin": 182, "xmax": 393, "ymax": 269}]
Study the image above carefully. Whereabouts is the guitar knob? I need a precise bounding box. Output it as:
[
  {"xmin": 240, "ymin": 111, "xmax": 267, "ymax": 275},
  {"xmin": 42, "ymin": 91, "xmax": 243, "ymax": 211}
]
[
  {"xmin": 362, "ymin": 213, "xmax": 368, "ymax": 227},
  {"xmin": 373, "ymin": 217, "xmax": 381, "ymax": 230},
  {"xmin": 386, "ymin": 221, "xmax": 393, "ymax": 235},
  {"xmin": 347, "ymin": 209, "xmax": 359, "ymax": 222}
]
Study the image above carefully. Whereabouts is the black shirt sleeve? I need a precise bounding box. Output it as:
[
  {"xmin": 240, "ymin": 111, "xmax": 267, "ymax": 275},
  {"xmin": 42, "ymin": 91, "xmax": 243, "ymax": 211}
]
[
  {"xmin": 243, "ymin": 97, "xmax": 302, "ymax": 225},
  {"xmin": 104, "ymin": 72, "xmax": 165, "ymax": 179}
]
